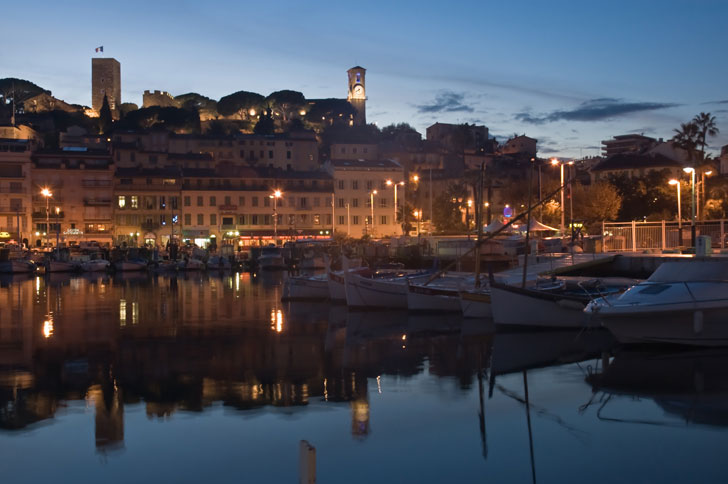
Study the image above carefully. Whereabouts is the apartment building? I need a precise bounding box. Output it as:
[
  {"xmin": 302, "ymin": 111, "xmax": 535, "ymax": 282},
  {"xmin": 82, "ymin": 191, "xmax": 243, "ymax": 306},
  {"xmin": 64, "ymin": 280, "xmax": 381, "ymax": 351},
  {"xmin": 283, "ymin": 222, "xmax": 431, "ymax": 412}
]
[
  {"xmin": 31, "ymin": 148, "xmax": 114, "ymax": 246},
  {"xmin": 0, "ymin": 138, "xmax": 33, "ymax": 244},
  {"xmin": 326, "ymin": 159, "xmax": 405, "ymax": 237}
]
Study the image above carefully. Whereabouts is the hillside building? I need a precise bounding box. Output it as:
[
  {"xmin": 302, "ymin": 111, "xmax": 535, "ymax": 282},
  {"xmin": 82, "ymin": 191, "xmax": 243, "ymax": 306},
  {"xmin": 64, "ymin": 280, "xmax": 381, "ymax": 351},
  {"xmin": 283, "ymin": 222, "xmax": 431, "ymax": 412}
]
[{"xmin": 91, "ymin": 57, "xmax": 121, "ymax": 116}]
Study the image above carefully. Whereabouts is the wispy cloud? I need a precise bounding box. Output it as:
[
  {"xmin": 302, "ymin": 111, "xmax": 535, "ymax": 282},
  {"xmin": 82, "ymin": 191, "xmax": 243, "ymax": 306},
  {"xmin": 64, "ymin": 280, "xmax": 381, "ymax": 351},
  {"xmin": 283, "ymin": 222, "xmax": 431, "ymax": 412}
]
[
  {"xmin": 515, "ymin": 98, "xmax": 678, "ymax": 124},
  {"xmin": 416, "ymin": 90, "xmax": 474, "ymax": 114},
  {"xmin": 701, "ymin": 100, "xmax": 728, "ymax": 105}
]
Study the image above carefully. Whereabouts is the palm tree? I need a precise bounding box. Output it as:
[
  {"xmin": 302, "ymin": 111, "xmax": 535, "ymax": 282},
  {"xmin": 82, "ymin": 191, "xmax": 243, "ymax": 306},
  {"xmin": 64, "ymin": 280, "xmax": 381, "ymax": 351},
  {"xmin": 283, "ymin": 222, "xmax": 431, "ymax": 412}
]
[
  {"xmin": 692, "ymin": 112, "xmax": 719, "ymax": 164},
  {"xmin": 672, "ymin": 121, "xmax": 700, "ymax": 165}
]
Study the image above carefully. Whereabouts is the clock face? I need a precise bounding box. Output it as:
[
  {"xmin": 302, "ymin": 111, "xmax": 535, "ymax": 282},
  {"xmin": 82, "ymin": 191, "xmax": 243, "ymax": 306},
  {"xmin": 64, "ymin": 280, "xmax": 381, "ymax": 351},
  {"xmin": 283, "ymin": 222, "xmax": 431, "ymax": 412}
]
[{"xmin": 353, "ymin": 85, "xmax": 364, "ymax": 97}]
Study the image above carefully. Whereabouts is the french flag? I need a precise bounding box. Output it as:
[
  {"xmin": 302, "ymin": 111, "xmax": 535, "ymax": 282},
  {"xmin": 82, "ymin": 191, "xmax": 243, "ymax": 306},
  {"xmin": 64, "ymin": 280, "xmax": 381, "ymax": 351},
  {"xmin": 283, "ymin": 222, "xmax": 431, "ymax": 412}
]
[{"xmin": 95, "ymin": 46, "xmax": 103, "ymax": 53}]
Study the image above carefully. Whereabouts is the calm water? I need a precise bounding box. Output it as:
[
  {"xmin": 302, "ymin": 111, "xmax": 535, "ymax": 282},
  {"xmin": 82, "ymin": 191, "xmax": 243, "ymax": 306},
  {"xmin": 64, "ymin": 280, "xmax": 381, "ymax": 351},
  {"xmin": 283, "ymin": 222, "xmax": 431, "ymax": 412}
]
[{"xmin": 1, "ymin": 272, "xmax": 727, "ymax": 483}]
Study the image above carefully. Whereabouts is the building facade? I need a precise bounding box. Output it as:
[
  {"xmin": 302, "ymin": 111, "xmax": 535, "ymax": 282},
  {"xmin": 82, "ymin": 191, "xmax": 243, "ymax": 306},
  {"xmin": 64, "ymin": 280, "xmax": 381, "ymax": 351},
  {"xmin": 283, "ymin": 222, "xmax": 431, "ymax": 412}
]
[
  {"xmin": 327, "ymin": 159, "xmax": 404, "ymax": 237},
  {"xmin": 0, "ymin": 139, "xmax": 33, "ymax": 245}
]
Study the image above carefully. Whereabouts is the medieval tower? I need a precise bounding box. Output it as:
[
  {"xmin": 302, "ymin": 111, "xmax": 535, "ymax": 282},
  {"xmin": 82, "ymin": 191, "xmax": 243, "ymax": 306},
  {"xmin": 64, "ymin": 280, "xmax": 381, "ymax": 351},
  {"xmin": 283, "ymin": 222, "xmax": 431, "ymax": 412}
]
[
  {"xmin": 347, "ymin": 66, "xmax": 366, "ymax": 126},
  {"xmin": 92, "ymin": 58, "xmax": 121, "ymax": 116}
]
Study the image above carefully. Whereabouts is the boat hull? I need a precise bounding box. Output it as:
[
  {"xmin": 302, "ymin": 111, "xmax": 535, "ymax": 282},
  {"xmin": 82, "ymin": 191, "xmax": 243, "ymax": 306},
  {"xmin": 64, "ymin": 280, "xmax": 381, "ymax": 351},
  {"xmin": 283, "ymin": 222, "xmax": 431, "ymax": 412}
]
[
  {"xmin": 600, "ymin": 309, "xmax": 728, "ymax": 346},
  {"xmin": 459, "ymin": 290, "xmax": 493, "ymax": 318},
  {"xmin": 407, "ymin": 284, "xmax": 461, "ymax": 312},
  {"xmin": 115, "ymin": 261, "xmax": 147, "ymax": 272},
  {"xmin": 283, "ymin": 275, "xmax": 329, "ymax": 300},
  {"xmin": 0, "ymin": 260, "xmax": 35, "ymax": 273},
  {"xmin": 345, "ymin": 272, "xmax": 409, "ymax": 309},
  {"xmin": 258, "ymin": 255, "xmax": 286, "ymax": 270},
  {"xmin": 80, "ymin": 260, "xmax": 110, "ymax": 272},
  {"xmin": 46, "ymin": 261, "xmax": 78, "ymax": 272},
  {"xmin": 491, "ymin": 283, "xmax": 597, "ymax": 328}
]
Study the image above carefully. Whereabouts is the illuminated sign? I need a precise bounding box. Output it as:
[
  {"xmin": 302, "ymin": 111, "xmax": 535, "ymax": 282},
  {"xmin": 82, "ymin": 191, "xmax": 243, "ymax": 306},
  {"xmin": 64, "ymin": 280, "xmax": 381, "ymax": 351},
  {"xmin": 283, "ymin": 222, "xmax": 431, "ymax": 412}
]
[
  {"xmin": 63, "ymin": 228, "xmax": 83, "ymax": 235},
  {"xmin": 503, "ymin": 206, "xmax": 513, "ymax": 218},
  {"xmin": 0, "ymin": 231, "xmax": 11, "ymax": 238}
]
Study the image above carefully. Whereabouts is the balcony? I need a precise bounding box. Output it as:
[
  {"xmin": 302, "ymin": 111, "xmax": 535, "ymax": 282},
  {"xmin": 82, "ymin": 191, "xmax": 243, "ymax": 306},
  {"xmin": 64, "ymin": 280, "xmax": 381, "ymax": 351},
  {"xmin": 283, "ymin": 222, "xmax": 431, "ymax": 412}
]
[
  {"xmin": 0, "ymin": 205, "xmax": 25, "ymax": 213},
  {"xmin": 82, "ymin": 180, "xmax": 112, "ymax": 188},
  {"xmin": 32, "ymin": 195, "xmax": 64, "ymax": 203},
  {"xmin": 84, "ymin": 198, "xmax": 112, "ymax": 206},
  {"xmin": 0, "ymin": 187, "xmax": 26, "ymax": 193},
  {"xmin": 32, "ymin": 211, "xmax": 65, "ymax": 219},
  {"xmin": 141, "ymin": 221, "xmax": 161, "ymax": 231}
]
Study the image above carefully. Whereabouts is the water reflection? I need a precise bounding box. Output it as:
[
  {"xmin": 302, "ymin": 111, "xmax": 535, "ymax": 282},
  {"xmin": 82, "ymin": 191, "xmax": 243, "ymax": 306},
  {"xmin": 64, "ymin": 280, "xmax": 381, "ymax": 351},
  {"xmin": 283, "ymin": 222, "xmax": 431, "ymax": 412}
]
[
  {"xmin": 0, "ymin": 273, "xmax": 495, "ymax": 453},
  {"xmin": 587, "ymin": 349, "xmax": 728, "ymax": 428}
]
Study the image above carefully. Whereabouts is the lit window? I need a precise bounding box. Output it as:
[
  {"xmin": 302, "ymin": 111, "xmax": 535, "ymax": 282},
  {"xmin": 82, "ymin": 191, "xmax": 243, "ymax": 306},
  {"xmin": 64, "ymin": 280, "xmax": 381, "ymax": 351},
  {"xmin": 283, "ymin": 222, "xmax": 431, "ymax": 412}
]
[
  {"xmin": 118, "ymin": 196, "xmax": 126, "ymax": 209},
  {"xmin": 130, "ymin": 195, "xmax": 138, "ymax": 209}
]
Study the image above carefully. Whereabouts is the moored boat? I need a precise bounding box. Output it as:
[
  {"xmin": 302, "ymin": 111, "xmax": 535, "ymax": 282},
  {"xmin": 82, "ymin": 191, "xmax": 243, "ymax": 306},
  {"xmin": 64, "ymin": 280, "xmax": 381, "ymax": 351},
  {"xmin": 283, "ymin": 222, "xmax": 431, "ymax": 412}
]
[
  {"xmin": 114, "ymin": 258, "xmax": 148, "ymax": 272},
  {"xmin": 46, "ymin": 260, "xmax": 79, "ymax": 273},
  {"xmin": 406, "ymin": 274, "xmax": 475, "ymax": 313},
  {"xmin": 257, "ymin": 246, "xmax": 286, "ymax": 271},
  {"xmin": 459, "ymin": 288, "xmax": 493, "ymax": 318},
  {"xmin": 80, "ymin": 259, "xmax": 111, "ymax": 272},
  {"xmin": 491, "ymin": 277, "xmax": 634, "ymax": 329},
  {"xmin": 586, "ymin": 260, "xmax": 728, "ymax": 346},
  {"xmin": 282, "ymin": 274, "xmax": 330, "ymax": 300},
  {"xmin": 0, "ymin": 259, "xmax": 36, "ymax": 273},
  {"xmin": 344, "ymin": 269, "xmax": 432, "ymax": 309},
  {"xmin": 178, "ymin": 258, "xmax": 205, "ymax": 271}
]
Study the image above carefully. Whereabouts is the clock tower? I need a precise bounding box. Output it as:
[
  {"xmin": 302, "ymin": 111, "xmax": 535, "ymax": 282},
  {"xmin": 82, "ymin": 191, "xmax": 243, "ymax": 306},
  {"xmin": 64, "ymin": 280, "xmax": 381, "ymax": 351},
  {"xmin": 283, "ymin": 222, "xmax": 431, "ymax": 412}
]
[{"xmin": 347, "ymin": 66, "xmax": 366, "ymax": 126}]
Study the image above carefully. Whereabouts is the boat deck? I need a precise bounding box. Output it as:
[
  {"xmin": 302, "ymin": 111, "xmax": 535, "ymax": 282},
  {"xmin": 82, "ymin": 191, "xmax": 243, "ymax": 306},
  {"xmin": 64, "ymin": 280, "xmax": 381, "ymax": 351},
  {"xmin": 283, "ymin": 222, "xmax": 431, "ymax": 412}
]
[{"xmin": 495, "ymin": 253, "xmax": 616, "ymax": 285}]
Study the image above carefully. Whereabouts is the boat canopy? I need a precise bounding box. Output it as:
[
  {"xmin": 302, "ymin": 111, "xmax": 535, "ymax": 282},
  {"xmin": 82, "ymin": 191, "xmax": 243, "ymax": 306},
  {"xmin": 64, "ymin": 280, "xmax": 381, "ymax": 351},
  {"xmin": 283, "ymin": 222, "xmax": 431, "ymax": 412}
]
[
  {"xmin": 647, "ymin": 261, "xmax": 728, "ymax": 282},
  {"xmin": 516, "ymin": 218, "xmax": 559, "ymax": 232}
]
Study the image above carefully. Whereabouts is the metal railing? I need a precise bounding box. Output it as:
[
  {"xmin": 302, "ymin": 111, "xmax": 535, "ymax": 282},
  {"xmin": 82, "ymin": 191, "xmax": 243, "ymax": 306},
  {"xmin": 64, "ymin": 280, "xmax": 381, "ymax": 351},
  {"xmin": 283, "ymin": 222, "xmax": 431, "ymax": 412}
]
[{"xmin": 602, "ymin": 220, "xmax": 727, "ymax": 252}]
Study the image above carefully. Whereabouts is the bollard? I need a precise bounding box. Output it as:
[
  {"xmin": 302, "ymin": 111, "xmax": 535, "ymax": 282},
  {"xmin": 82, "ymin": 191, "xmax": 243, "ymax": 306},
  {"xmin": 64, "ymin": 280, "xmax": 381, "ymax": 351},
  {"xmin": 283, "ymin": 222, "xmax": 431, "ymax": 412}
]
[{"xmin": 299, "ymin": 440, "xmax": 316, "ymax": 484}]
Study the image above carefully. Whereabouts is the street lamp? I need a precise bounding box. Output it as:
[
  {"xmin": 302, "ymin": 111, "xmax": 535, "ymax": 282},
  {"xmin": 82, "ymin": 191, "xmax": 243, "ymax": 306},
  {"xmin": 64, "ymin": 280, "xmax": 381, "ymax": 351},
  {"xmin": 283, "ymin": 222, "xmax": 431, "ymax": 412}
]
[
  {"xmin": 550, "ymin": 159, "xmax": 565, "ymax": 234},
  {"xmin": 41, "ymin": 187, "xmax": 52, "ymax": 247},
  {"xmin": 369, "ymin": 190, "xmax": 377, "ymax": 236},
  {"xmin": 669, "ymin": 179, "xmax": 682, "ymax": 229},
  {"xmin": 698, "ymin": 169, "xmax": 713, "ymax": 220},
  {"xmin": 386, "ymin": 180, "xmax": 405, "ymax": 235},
  {"xmin": 270, "ymin": 189, "xmax": 282, "ymax": 242},
  {"xmin": 413, "ymin": 210, "xmax": 421, "ymax": 237},
  {"xmin": 683, "ymin": 167, "xmax": 696, "ymax": 247}
]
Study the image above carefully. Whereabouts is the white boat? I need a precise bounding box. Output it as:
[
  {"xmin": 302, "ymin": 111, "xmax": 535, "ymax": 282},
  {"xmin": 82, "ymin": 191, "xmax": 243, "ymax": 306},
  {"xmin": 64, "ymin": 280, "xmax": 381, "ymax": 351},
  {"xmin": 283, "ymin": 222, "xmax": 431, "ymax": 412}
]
[
  {"xmin": 586, "ymin": 260, "xmax": 728, "ymax": 346},
  {"xmin": 491, "ymin": 277, "xmax": 634, "ymax": 329},
  {"xmin": 80, "ymin": 259, "xmax": 111, "ymax": 272},
  {"xmin": 257, "ymin": 246, "xmax": 286, "ymax": 270},
  {"xmin": 178, "ymin": 258, "xmax": 205, "ymax": 271},
  {"xmin": 406, "ymin": 274, "xmax": 475, "ymax": 313},
  {"xmin": 344, "ymin": 270, "xmax": 432, "ymax": 309},
  {"xmin": 0, "ymin": 259, "xmax": 36, "ymax": 273},
  {"xmin": 282, "ymin": 274, "xmax": 330, "ymax": 300},
  {"xmin": 299, "ymin": 254, "xmax": 326, "ymax": 270},
  {"xmin": 459, "ymin": 288, "xmax": 493, "ymax": 318},
  {"xmin": 327, "ymin": 257, "xmax": 365, "ymax": 301},
  {"xmin": 114, "ymin": 259, "xmax": 148, "ymax": 272}
]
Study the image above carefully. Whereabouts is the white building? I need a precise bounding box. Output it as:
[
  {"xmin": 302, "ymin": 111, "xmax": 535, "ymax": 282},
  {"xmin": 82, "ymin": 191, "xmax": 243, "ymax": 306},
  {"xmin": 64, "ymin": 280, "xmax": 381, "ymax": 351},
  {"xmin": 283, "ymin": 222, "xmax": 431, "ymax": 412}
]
[{"xmin": 326, "ymin": 159, "xmax": 405, "ymax": 237}]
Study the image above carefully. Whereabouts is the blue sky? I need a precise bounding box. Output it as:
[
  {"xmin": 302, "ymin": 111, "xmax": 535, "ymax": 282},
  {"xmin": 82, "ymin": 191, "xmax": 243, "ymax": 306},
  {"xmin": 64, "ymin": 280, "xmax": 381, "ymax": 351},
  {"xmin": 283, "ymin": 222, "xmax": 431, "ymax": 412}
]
[{"xmin": 4, "ymin": 0, "xmax": 728, "ymax": 157}]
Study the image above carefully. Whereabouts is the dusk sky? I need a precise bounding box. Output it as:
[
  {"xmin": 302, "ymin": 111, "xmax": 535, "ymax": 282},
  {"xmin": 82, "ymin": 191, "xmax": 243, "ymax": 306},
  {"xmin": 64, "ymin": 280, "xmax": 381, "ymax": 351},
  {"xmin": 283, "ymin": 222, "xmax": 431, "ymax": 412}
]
[{"xmin": 5, "ymin": 0, "xmax": 728, "ymax": 157}]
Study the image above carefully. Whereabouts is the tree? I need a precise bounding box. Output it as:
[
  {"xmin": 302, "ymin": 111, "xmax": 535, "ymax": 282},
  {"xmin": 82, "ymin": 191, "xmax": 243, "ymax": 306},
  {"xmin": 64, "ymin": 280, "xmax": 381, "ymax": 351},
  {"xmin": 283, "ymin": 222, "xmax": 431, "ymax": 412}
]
[
  {"xmin": 217, "ymin": 90, "xmax": 265, "ymax": 119},
  {"xmin": 266, "ymin": 90, "xmax": 305, "ymax": 122},
  {"xmin": 692, "ymin": 112, "xmax": 719, "ymax": 164},
  {"xmin": 98, "ymin": 94, "xmax": 113, "ymax": 134},
  {"xmin": 432, "ymin": 182, "xmax": 469, "ymax": 233},
  {"xmin": 571, "ymin": 181, "xmax": 622, "ymax": 230},
  {"xmin": 116, "ymin": 106, "xmax": 200, "ymax": 133},
  {"xmin": 253, "ymin": 109, "xmax": 275, "ymax": 135},
  {"xmin": 672, "ymin": 121, "xmax": 700, "ymax": 165}
]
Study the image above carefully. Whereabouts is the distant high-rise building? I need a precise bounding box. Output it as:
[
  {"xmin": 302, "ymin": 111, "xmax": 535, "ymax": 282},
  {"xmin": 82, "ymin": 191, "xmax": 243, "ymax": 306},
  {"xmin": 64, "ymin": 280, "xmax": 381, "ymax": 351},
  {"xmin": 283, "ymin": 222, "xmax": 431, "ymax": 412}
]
[
  {"xmin": 92, "ymin": 58, "xmax": 121, "ymax": 116},
  {"xmin": 347, "ymin": 66, "xmax": 366, "ymax": 126}
]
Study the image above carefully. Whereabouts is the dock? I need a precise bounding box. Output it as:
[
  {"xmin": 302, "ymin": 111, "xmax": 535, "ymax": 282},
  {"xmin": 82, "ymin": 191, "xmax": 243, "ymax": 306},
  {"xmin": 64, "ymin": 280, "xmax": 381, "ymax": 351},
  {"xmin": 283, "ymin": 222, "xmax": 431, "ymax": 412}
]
[{"xmin": 494, "ymin": 253, "xmax": 616, "ymax": 284}]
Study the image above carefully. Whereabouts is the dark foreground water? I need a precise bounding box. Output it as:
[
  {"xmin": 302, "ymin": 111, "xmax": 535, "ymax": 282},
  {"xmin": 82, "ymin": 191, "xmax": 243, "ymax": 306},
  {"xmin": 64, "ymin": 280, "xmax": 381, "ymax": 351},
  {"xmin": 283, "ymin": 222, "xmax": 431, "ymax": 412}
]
[{"xmin": 1, "ymin": 272, "xmax": 727, "ymax": 484}]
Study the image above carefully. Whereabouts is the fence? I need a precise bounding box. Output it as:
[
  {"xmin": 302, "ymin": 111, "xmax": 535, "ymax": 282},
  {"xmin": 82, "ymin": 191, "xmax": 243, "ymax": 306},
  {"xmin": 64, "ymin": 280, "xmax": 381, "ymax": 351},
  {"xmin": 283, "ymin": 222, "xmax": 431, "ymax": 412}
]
[{"xmin": 602, "ymin": 220, "xmax": 727, "ymax": 252}]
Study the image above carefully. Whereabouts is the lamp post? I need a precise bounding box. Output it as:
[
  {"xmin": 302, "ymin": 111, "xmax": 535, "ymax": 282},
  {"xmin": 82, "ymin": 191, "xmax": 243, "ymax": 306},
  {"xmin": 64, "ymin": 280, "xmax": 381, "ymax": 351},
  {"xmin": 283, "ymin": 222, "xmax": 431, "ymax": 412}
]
[
  {"xmin": 683, "ymin": 167, "xmax": 696, "ymax": 247},
  {"xmin": 550, "ymin": 159, "xmax": 565, "ymax": 234},
  {"xmin": 55, "ymin": 206, "xmax": 60, "ymax": 248},
  {"xmin": 41, "ymin": 187, "xmax": 52, "ymax": 247},
  {"xmin": 669, "ymin": 179, "xmax": 682, "ymax": 228},
  {"xmin": 270, "ymin": 189, "xmax": 282, "ymax": 242},
  {"xmin": 669, "ymin": 179, "xmax": 682, "ymax": 246},
  {"xmin": 698, "ymin": 170, "xmax": 712, "ymax": 220},
  {"xmin": 386, "ymin": 180, "xmax": 405, "ymax": 235},
  {"xmin": 369, "ymin": 190, "xmax": 377, "ymax": 237}
]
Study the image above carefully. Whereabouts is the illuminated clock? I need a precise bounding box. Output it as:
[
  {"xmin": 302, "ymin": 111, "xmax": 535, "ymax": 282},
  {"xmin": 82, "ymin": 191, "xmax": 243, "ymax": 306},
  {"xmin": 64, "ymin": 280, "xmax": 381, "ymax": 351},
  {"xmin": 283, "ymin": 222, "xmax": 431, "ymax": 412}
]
[{"xmin": 353, "ymin": 85, "xmax": 364, "ymax": 97}]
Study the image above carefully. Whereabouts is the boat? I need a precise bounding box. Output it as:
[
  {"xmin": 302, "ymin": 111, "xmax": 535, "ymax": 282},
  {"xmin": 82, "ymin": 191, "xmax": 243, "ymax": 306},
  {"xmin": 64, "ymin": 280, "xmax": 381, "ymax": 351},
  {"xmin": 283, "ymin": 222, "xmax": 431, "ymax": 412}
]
[
  {"xmin": 151, "ymin": 260, "xmax": 177, "ymax": 272},
  {"xmin": 344, "ymin": 269, "xmax": 433, "ymax": 309},
  {"xmin": 257, "ymin": 245, "xmax": 287, "ymax": 271},
  {"xmin": 327, "ymin": 257, "xmax": 365, "ymax": 301},
  {"xmin": 282, "ymin": 273, "xmax": 330, "ymax": 300},
  {"xmin": 207, "ymin": 255, "xmax": 232, "ymax": 271},
  {"xmin": 177, "ymin": 258, "xmax": 205, "ymax": 271},
  {"xmin": 114, "ymin": 258, "xmax": 148, "ymax": 272},
  {"xmin": 459, "ymin": 288, "xmax": 493, "ymax": 318},
  {"xmin": 586, "ymin": 260, "xmax": 728, "ymax": 346},
  {"xmin": 79, "ymin": 258, "xmax": 111, "ymax": 272},
  {"xmin": 0, "ymin": 259, "xmax": 36, "ymax": 273},
  {"xmin": 406, "ymin": 273, "xmax": 476, "ymax": 313},
  {"xmin": 491, "ymin": 276, "xmax": 635, "ymax": 329},
  {"xmin": 46, "ymin": 259, "xmax": 79, "ymax": 272}
]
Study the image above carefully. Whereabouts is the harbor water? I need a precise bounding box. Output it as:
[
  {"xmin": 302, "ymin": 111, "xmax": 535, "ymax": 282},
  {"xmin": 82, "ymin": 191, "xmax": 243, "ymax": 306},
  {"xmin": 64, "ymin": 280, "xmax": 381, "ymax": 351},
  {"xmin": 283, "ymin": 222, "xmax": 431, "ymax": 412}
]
[{"xmin": 1, "ymin": 272, "xmax": 727, "ymax": 483}]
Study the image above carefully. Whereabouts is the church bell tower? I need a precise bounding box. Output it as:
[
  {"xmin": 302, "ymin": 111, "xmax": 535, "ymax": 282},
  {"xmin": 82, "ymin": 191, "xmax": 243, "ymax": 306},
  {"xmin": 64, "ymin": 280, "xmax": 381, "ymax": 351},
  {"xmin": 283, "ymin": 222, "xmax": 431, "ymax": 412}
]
[{"xmin": 347, "ymin": 66, "xmax": 366, "ymax": 126}]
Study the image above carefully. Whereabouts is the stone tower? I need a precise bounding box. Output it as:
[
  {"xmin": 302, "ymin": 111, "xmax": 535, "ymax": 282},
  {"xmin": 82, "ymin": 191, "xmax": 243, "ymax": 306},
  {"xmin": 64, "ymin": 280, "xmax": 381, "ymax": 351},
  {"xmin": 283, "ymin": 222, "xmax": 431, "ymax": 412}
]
[
  {"xmin": 92, "ymin": 58, "xmax": 121, "ymax": 116},
  {"xmin": 347, "ymin": 66, "xmax": 366, "ymax": 126}
]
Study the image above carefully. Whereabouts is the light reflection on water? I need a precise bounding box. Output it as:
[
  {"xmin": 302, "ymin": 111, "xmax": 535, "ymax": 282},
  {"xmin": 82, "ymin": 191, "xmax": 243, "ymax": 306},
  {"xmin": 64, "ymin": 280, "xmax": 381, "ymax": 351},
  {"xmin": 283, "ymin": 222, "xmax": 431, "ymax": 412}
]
[{"xmin": 0, "ymin": 273, "xmax": 727, "ymax": 483}]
